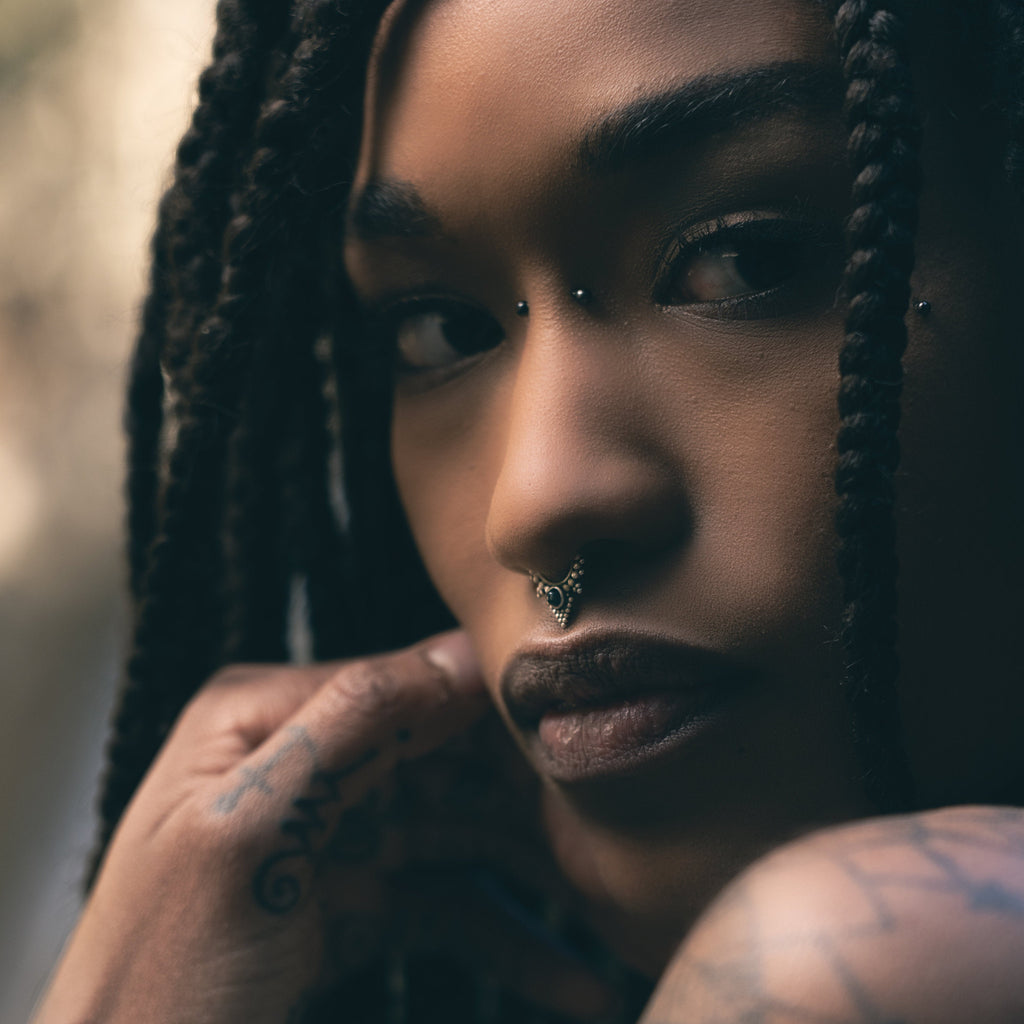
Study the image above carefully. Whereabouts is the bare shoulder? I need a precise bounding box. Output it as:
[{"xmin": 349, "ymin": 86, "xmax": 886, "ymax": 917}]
[{"xmin": 643, "ymin": 806, "xmax": 1024, "ymax": 1024}]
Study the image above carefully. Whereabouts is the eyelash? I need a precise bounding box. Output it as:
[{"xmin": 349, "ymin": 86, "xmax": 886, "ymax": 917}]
[
  {"xmin": 653, "ymin": 211, "xmax": 842, "ymax": 318},
  {"xmin": 366, "ymin": 293, "xmax": 504, "ymax": 383},
  {"xmin": 360, "ymin": 210, "xmax": 843, "ymax": 384}
]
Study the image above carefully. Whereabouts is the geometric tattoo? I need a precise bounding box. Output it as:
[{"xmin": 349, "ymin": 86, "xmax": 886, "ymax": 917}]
[{"xmin": 643, "ymin": 807, "xmax": 1024, "ymax": 1024}]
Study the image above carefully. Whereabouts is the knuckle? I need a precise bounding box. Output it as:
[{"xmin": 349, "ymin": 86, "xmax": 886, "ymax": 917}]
[
  {"xmin": 182, "ymin": 663, "xmax": 297, "ymax": 733},
  {"xmin": 327, "ymin": 659, "xmax": 411, "ymax": 722},
  {"xmin": 177, "ymin": 686, "xmax": 241, "ymax": 739},
  {"xmin": 181, "ymin": 664, "xmax": 257, "ymax": 720}
]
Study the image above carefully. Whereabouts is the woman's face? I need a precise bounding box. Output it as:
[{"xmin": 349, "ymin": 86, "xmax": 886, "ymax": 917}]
[{"xmin": 345, "ymin": 0, "xmax": 1024, "ymax": 970}]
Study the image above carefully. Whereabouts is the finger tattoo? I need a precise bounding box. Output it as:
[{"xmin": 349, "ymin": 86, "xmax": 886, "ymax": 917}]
[
  {"xmin": 213, "ymin": 725, "xmax": 317, "ymax": 815},
  {"xmin": 252, "ymin": 746, "xmax": 380, "ymax": 914}
]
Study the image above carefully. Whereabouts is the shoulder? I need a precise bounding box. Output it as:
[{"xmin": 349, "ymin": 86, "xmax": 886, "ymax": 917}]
[{"xmin": 644, "ymin": 806, "xmax": 1024, "ymax": 1024}]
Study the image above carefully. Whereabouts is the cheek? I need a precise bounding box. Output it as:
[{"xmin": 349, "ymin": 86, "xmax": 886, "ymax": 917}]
[
  {"xmin": 392, "ymin": 387, "xmax": 539, "ymax": 699},
  {"xmin": 391, "ymin": 319, "xmax": 845, "ymax": 661},
  {"xmin": 676, "ymin": 333, "xmax": 845, "ymax": 646}
]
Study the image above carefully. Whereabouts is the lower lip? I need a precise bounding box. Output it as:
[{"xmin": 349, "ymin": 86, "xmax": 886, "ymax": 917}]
[{"xmin": 534, "ymin": 690, "xmax": 721, "ymax": 781}]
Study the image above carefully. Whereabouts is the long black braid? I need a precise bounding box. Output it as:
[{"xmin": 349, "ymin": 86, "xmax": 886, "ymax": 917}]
[
  {"xmin": 96, "ymin": 0, "xmax": 389, "ymax": 869},
  {"xmin": 830, "ymin": 0, "xmax": 1024, "ymax": 811},
  {"xmin": 95, "ymin": 0, "xmax": 1024, "ymax": 1017},
  {"xmin": 125, "ymin": 0, "xmax": 289, "ymax": 602},
  {"xmin": 108, "ymin": 0, "xmax": 297, "ymax": 867},
  {"xmin": 830, "ymin": 0, "xmax": 921, "ymax": 812}
]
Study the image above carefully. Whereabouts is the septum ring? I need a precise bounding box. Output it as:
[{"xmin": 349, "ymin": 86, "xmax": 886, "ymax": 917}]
[{"xmin": 529, "ymin": 555, "xmax": 585, "ymax": 628}]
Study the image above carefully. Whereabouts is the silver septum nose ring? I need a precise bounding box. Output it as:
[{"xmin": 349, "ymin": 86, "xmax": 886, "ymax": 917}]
[{"xmin": 529, "ymin": 555, "xmax": 585, "ymax": 628}]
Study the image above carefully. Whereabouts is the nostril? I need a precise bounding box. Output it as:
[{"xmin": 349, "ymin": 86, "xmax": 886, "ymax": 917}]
[
  {"xmin": 575, "ymin": 532, "xmax": 690, "ymax": 597},
  {"xmin": 486, "ymin": 465, "xmax": 694, "ymax": 590}
]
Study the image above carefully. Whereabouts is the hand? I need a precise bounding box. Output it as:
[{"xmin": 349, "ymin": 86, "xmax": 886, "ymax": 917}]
[
  {"xmin": 32, "ymin": 633, "xmax": 621, "ymax": 1024},
  {"xmin": 33, "ymin": 633, "xmax": 485, "ymax": 1023}
]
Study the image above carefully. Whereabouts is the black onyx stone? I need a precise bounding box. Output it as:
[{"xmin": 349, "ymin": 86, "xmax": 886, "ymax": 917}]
[
  {"xmin": 546, "ymin": 587, "xmax": 565, "ymax": 609},
  {"xmin": 916, "ymin": 300, "xmax": 932, "ymax": 317},
  {"xmin": 516, "ymin": 300, "xmax": 530, "ymax": 317}
]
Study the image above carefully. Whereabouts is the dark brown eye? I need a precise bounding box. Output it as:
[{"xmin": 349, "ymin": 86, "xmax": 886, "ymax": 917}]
[
  {"xmin": 386, "ymin": 301, "xmax": 504, "ymax": 372},
  {"xmin": 656, "ymin": 215, "xmax": 840, "ymax": 316},
  {"xmin": 671, "ymin": 238, "xmax": 804, "ymax": 303}
]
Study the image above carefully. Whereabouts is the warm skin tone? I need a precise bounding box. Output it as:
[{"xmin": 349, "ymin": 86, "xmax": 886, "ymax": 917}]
[
  {"xmin": 643, "ymin": 807, "xmax": 1024, "ymax": 1023},
  {"xmin": 31, "ymin": 0, "xmax": 1024, "ymax": 1021},
  {"xmin": 346, "ymin": 0, "xmax": 1024, "ymax": 971},
  {"xmin": 34, "ymin": 637, "xmax": 623, "ymax": 1023}
]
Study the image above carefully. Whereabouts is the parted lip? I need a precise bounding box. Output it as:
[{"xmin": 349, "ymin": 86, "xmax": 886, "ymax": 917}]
[{"xmin": 500, "ymin": 631, "xmax": 749, "ymax": 728}]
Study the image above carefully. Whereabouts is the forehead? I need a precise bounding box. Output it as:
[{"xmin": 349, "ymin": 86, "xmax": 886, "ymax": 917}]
[{"xmin": 358, "ymin": 0, "xmax": 837, "ymax": 188}]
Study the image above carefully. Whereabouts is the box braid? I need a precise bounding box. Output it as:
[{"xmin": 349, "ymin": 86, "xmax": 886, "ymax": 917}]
[
  {"xmin": 828, "ymin": 0, "xmax": 1024, "ymax": 812},
  {"xmin": 125, "ymin": 0, "xmax": 290, "ymax": 602},
  {"xmin": 96, "ymin": 0, "xmax": 391, "ymax": 875},
  {"xmin": 218, "ymin": 290, "xmax": 295, "ymax": 664},
  {"xmin": 111, "ymin": 0, "xmax": 300, "ymax": 871},
  {"xmin": 827, "ymin": 0, "xmax": 922, "ymax": 813},
  {"xmin": 216, "ymin": 186, "xmax": 349, "ymax": 665}
]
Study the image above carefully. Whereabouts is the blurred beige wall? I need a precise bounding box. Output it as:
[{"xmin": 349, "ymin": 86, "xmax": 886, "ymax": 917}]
[{"xmin": 0, "ymin": 0, "xmax": 215, "ymax": 1018}]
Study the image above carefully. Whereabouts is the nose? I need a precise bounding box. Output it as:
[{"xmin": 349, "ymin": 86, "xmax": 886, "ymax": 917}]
[{"xmin": 484, "ymin": 318, "xmax": 691, "ymax": 583}]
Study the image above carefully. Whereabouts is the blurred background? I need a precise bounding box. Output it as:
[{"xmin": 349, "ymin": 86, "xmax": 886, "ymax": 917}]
[{"xmin": 0, "ymin": 0, "xmax": 215, "ymax": 1017}]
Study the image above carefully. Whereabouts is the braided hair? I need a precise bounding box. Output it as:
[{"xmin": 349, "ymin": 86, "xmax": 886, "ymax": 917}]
[
  {"xmin": 830, "ymin": 0, "xmax": 922, "ymax": 812},
  {"xmin": 829, "ymin": 0, "xmax": 1024, "ymax": 811},
  {"xmin": 94, "ymin": 0, "xmax": 1024, "ymax": 1016},
  {"xmin": 113, "ymin": 0, "xmax": 296, "ymax": 846},
  {"xmin": 99, "ymin": 0, "xmax": 400, "ymax": 867}
]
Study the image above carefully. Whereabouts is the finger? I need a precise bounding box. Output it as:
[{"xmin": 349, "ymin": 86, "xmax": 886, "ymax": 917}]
[
  {"xmin": 175, "ymin": 632, "xmax": 488, "ymax": 759},
  {"xmin": 211, "ymin": 632, "xmax": 487, "ymax": 914},
  {"xmin": 151, "ymin": 663, "xmax": 342, "ymax": 784}
]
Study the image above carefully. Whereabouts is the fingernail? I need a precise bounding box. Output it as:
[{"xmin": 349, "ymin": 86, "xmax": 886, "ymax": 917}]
[{"xmin": 425, "ymin": 632, "xmax": 484, "ymax": 692}]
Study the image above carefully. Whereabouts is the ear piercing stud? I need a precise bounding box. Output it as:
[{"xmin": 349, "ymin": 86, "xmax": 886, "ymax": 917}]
[
  {"xmin": 529, "ymin": 555, "xmax": 585, "ymax": 629},
  {"xmin": 516, "ymin": 300, "xmax": 530, "ymax": 317},
  {"xmin": 915, "ymin": 299, "xmax": 932, "ymax": 317}
]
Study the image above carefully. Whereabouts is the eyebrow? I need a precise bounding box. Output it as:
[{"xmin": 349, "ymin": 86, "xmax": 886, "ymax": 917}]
[
  {"xmin": 578, "ymin": 61, "xmax": 844, "ymax": 175},
  {"xmin": 348, "ymin": 178, "xmax": 443, "ymax": 242},
  {"xmin": 347, "ymin": 61, "xmax": 844, "ymax": 243}
]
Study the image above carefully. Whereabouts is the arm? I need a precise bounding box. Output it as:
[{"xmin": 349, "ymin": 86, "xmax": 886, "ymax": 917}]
[{"xmin": 643, "ymin": 806, "xmax": 1024, "ymax": 1024}]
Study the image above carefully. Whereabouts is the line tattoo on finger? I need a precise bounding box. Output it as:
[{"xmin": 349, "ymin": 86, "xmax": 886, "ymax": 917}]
[
  {"xmin": 252, "ymin": 746, "xmax": 381, "ymax": 914},
  {"xmin": 213, "ymin": 725, "xmax": 317, "ymax": 815}
]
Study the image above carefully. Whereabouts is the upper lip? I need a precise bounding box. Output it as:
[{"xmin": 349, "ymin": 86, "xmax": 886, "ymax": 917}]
[{"xmin": 501, "ymin": 631, "xmax": 747, "ymax": 728}]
